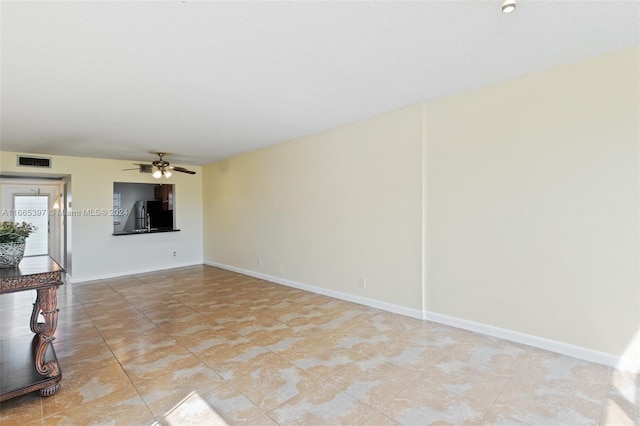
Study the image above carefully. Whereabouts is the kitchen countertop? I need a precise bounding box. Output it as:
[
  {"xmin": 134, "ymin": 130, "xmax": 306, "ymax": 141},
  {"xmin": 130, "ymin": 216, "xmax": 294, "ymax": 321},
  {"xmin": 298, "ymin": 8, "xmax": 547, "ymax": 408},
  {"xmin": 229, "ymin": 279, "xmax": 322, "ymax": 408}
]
[{"xmin": 112, "ymin": 228, "xmax": 180, "ymax": 236}]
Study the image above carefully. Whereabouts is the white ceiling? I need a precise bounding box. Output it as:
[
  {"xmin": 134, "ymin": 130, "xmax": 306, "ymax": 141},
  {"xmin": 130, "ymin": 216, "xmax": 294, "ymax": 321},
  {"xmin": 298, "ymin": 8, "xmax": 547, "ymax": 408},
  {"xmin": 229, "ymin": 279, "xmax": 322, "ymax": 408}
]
[{"xmin": 1, "ymin": 1, "xmax": 638, "ymax": 166}]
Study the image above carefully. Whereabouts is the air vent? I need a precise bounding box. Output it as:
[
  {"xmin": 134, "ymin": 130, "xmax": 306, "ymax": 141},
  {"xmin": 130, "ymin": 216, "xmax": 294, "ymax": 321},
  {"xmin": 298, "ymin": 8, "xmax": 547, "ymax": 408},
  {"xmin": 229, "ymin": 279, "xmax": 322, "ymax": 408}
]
[
  {"xmin": 139, "ymin": 164, "xmax": 153, "ymax": 173},
  {"xmin": 17, "ymin": 155, "xmax": 51, "ymax": 168}
]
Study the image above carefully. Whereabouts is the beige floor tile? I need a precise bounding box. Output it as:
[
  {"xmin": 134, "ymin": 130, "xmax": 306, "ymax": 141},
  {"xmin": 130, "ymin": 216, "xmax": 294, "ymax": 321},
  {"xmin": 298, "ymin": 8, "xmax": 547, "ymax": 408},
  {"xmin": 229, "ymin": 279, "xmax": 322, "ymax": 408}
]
[
  {"xmin": 1, "ymin": 265, "xmax": 635, "ymax": 425},
  {"xmin": 122, "ymin": 294, "xmax": 172, "ymax": 311},
  {"xmin": 113, "ymin": 283, "xmax": 161, "ymax": 298},
  {"xmin": 58, "ymin": 347, "xmax": 122, "ymax": 381},
  {"xmin": 55, "ymin": 333, "xmax": 110, "ymax": 359},
  {"xmin": 152, "ymin": 311, "xmax": 213, "ymax": 335},
  {"xmin": 244, "ymin": 413, "xmax": 280, "ymax": 426},
  {"xmin": 266, "ymin": 332, "xmax": 334, "ymax": 359},
  {"xmin": 98, "ymin": 320, "xmax": 164, "ymax": 344},
  {"xmin": 132, "ymin": 271, "xmax": 172, "ymax": 282},
  {"xmin": 146, "ymin": 305, "xmax": 205, "ymax": 334},
  {"xmin": 493, "ymin": 397, "xmax": 606, "ymax": 425},
  {"xmin": 601, "ymin": 395, "xmax": 640, "ymax": 425},
  {"xmin": 381, "ymin": 344, "xmax": 449, "ymax": 372},
  {"xmin": 190, "ymin": 301, "xmax": 241, "ymax": 316},
  {"xmin": 503, "ymin": 360, "xmax": 610, "ymax": 409},
  {"xmin": 0, "ymin": 392, "xmax": 43, "ymax": 426},
  {"xmin": 138, "ymin": 300, "xmax": 199, "ymax": 320},
  {"xmin": 107, "ymin": 332, "xmax": 180, "ymax": 363},
  {"xmin": 266, "ymin": 381, "xmax": 376, "ymax": 425},
  {"xmin": 43, "ymin": 386, "xmax": 155, "ymax": 425},
  {"xmin": 417, "ymin": 365, "xmax": 510, "ymax": 410},
  {"xmin": 67, "ymin": 281, "xmax": 110, "ymax": 294},
  {"xmin": 199, "ymin": 383, "xmax": 264, "ymax": 425},
  {"xmin": 52, "ymin": 318, "xmax": 103, "ymax": 343},
  {"xmin": 81, "ymin": 299, "xmax": 141, "ymax": 322},
  {"xmin": 73, "ymin": 289, "xmax": 125, "ymax": 305},
  {"xmin": 492, "ymin": 380, "xmax": 608, "ymax": 425},
  {"xmin": 383, "ymin": 382, "xmax": 487, "ymax": 425},
  {"xmin": 478, "ymin": 408, "xmax": 532, "ymax": 426},
  {"xmin": 330, "ymin": 354, "xmax": 416, "ymax": 409},
  {"xmin": 360, "ymin": 412, "xmax": 401, "ymax": 426},
  {"xmin": 285, "ymin": 344, "xmax": 366, "ymax": 379},
  {"xmin": 242, "ymin": 326, "xmax": 298, "ymax": 347},
  {"xmin": 433, "ymin": 338, "xmax": 526, "ymax": 378},
  {"xmin": 134, "ymin": 364, "xmax": 226, "ymax": 419},
  {"xmin": 156, "ymin": 390, "xmax": 229, "ymax": 426},
  {"xmin": 601, "ymin": 370, "xmax": 639, "ymax": 426},
  {"xmin": 54, "ymin": 290, "xmax": 82, "ymax": 309},
  {"xmin": 121, "ymin": 345, "xmax": 205, "ymax": 385},
  {"xmin": 41, "ymin": 360, "xmax": 134, "ymax": 417},
  {"xmin": 515, "ymin": 347, "xmax": 611, "ymax": 385},
  {"xmin": 52, "ymin": 304, "xmax": 90, "ymax": 323},
  {"xmin": 184, "ymin": 328, "xmax": 249, "ymax": 359},
  {"xmin": 219, "ymin": 312, "xmax": 288, "ymax": 337},
  {"xmin": 102, "ymin": 276, "xmax": 145, "ymax": 290},
  {"xmin": 206, "ymin": 344, "xmax": 273, "ymax": 380},
  {"xmin": 326, "ymin": 329, "xmax": 400, "ymax": 356},
  {"xmin": 229, "ymin": 351, "xmax": 323, "ymax": 411}
]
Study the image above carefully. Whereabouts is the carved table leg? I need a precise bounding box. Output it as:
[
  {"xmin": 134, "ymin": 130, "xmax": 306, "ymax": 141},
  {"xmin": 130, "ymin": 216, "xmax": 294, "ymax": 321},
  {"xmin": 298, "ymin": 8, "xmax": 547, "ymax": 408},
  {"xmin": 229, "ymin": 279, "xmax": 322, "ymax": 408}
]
[
  {"xmin": 30, "ymin": 291, "xmax": 45, "ymax": 334},
  {"xmin": 40, "ymin": 383, "xmax": 60, "ymax": 397},
  {"xmin": 32, "ymin": 287, "xmax": 60, "ymax": 379}
]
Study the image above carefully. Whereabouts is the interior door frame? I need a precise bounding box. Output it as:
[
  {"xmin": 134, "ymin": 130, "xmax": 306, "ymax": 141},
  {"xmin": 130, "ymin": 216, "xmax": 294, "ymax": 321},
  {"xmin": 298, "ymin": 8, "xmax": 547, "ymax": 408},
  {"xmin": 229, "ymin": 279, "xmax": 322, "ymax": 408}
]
[{"xmin": 1, "ymin": 178, "xmax": 66, "ymax": 267}]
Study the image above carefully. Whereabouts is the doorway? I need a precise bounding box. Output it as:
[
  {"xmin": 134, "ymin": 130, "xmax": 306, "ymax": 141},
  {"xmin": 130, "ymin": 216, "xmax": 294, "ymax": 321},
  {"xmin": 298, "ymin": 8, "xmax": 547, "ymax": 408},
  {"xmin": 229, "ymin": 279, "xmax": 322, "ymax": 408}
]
[{"xmin": 1, "ymin": 180, "xmax": 65, "ymax": 267}]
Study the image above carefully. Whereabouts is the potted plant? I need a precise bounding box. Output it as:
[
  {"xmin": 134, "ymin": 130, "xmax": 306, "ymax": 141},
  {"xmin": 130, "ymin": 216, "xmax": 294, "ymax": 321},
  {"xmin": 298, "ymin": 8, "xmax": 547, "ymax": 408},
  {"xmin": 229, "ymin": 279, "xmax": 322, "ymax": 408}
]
[{"xmin": 0, "ymin": 221, "xmax": 37, "ymax": 268}]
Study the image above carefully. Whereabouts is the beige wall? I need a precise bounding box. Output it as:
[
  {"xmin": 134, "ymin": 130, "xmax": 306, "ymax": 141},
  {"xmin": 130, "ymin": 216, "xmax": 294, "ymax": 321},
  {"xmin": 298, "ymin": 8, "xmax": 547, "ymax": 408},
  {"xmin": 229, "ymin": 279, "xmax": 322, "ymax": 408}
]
[
  {"xmin": 203, "ymin": 106, "xmax": 424, "ymax": 310},
  {"xmin": 0, "ymin": 152, "xmax": 203, "ymax": 280},
  {"xmin": 203, "ymin": 47, "xmax": 639, "ymax": 358},
  {"xmin": 1, "ymin": 49, "xmax": 634, "ymax": 359},
  {"xmin": 425, "ymin": 47, "xmax": 639, "ymax": 356}
]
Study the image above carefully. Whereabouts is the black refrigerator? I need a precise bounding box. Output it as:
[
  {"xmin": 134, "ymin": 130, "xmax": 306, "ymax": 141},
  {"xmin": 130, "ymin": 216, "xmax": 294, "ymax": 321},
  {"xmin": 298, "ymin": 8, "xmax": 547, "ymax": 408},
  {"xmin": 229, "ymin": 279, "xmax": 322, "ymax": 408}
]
[{"xmin": 134, "ymin": 200, "xmax": 172, "ymax": 230}]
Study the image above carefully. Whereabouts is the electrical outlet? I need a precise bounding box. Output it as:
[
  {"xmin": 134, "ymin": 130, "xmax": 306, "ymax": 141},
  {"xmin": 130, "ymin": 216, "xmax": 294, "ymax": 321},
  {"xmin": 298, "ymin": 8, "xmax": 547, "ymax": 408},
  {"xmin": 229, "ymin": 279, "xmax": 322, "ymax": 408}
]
[
  {"xmin": 258, "ymin": 258, "xmax": 263, "ymax": 267},
  {"xmin": 279, "ymin": 264, "xmax": 284, "ymax": 272},
  {"xmin": 172, "ymin": 251, "xmax": 176, "ymax": 257},
  {"xmin": 358, "ymin": 277, "xmax": 366, "ymax": 289}
]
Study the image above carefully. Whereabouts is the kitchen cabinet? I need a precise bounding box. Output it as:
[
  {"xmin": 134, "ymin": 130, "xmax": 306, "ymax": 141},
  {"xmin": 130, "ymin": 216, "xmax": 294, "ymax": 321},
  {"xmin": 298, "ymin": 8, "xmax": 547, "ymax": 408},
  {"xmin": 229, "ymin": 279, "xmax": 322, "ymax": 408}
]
[{"xmin": 154, "ymin": 184, "xmax": 173, "ymax": 211}]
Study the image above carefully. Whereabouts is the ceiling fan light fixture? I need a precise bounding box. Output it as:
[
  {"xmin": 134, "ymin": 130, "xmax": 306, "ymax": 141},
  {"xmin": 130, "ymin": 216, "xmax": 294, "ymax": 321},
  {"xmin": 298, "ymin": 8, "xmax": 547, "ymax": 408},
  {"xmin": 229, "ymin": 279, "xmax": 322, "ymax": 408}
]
[
  {"xmin": 502, "ymin": 0, "xmax": 516, "ymax": 13},
  {"xmin": 124, "ymin": 152, "xmax": 195, "ymax": 177}
]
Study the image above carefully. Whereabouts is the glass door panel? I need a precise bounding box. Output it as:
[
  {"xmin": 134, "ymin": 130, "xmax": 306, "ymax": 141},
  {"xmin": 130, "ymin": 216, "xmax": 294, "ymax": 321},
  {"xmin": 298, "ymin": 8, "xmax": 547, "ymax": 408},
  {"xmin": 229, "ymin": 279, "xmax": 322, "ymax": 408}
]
[{"xmin": 13, "ymin": 195, "xmax": 49, "ymax": 256}]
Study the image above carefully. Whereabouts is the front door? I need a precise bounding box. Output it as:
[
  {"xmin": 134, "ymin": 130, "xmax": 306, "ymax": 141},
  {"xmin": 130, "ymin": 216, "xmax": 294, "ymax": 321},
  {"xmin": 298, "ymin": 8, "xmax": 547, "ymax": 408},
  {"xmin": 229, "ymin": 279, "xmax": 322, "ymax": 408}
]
[{"xmin": 1, "ymin": 182, "xmax": 63, "ymax": 266}]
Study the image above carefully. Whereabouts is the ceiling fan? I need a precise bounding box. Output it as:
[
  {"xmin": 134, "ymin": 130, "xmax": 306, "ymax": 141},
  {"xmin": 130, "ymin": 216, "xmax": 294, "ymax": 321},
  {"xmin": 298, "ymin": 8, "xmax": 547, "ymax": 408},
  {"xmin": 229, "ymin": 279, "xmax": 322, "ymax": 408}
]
[{"xmin": 123, "ymin": 152, "xmax": 196, "ymax": 178}]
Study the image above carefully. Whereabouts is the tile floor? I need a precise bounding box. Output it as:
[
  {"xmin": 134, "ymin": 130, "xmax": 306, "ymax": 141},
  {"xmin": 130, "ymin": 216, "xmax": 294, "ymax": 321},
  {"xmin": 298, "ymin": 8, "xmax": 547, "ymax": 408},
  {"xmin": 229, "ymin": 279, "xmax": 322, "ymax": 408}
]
[{"xmin": 0, "ymin": 265, "xmax": 637, "ymax": 425}]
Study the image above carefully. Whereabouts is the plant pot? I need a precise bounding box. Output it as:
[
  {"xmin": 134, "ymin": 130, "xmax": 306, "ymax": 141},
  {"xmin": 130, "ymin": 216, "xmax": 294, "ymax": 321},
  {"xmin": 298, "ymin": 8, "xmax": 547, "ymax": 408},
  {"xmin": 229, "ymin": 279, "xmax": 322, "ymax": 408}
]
[{"xmin": 0, "ymin": 242, "xmax": 26, "ymax": 268}]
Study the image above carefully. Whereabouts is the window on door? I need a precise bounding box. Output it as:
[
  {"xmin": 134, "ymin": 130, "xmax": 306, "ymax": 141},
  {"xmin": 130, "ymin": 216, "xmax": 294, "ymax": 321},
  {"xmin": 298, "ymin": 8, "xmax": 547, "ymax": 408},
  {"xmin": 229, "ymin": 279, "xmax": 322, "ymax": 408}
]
[{"xmin": 13, "ymin": 194, "xmax": 49, "ymax": 256}]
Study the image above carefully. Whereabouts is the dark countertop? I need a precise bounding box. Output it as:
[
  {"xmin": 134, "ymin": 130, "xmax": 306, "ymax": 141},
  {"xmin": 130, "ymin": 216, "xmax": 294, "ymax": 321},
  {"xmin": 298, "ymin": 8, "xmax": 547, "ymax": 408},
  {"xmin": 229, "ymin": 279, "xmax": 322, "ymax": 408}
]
[{"xmin": 112, "ymin": 228, "xmax": 181, "ymax": 236}]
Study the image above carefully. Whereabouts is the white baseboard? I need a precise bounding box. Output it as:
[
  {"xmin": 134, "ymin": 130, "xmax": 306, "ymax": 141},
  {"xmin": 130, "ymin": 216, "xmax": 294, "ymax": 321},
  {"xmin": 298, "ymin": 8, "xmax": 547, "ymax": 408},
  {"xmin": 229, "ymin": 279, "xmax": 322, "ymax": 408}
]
[
  {"xmin": 203, "ymin": 260, "xmax": 424, "ymax": 320},
  {"xmin": 66, "ymin": 261, "xmax": 203, "ymax": 284},
  {"xmin": 425, "ymin": 311, "xmax": 639, "ymax": 372},
  {"xmin": 204, "ymin": 259, "xmax": 639, "ymax": 372}
]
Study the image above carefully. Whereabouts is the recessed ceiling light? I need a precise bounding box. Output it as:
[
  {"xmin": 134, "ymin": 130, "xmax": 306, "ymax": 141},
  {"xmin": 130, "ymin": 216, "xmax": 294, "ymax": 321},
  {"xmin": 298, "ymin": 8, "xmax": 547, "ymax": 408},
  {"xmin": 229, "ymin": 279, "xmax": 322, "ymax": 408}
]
[{"xmin": 502, "ymin": 0, "xmax": 516, "ymax": 13}]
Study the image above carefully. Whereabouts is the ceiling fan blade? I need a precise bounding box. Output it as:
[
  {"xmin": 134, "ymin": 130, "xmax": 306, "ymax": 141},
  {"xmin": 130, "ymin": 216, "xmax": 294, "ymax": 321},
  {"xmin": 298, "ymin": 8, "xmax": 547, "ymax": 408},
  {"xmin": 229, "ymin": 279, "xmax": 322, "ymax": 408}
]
[
  {"xmin": 171, "ymin": 166, "xmax": 196, "ymax": 175},
  {"xmin": 123, "ymin": 163, "xmax": 154, "ymax": 172},
  {"xmin": 128, "ymin": 153, "xmax": 195, "ymax": 176}
]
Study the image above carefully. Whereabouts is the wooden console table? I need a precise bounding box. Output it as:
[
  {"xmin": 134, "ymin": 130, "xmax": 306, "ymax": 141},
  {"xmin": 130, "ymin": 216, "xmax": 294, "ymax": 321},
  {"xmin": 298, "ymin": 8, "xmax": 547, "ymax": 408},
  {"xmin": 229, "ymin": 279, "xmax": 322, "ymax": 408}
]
[{"xmin": 0, "ymin": 256, "xmax": 64, "ymax": 402}]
